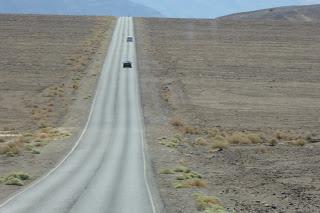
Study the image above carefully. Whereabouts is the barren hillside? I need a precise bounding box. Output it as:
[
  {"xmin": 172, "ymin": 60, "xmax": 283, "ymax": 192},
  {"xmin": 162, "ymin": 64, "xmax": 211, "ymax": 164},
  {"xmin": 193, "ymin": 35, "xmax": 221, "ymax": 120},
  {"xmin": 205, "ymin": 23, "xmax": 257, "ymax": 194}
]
[
  {"xmin": 220, "ymin": 4, "xmax": 320, "ymax": 22},
  {"xmin": 135, "ymin": 5, "xmax": 320, "ymax": 213}
]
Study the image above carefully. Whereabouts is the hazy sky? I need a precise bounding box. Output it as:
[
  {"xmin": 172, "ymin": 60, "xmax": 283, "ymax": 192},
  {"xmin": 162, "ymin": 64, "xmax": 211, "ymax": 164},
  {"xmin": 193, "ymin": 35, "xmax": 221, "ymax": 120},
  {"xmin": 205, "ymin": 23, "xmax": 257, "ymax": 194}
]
[{"xmin": 131, "ymin": 0, "xmax": 320, "ymax": 18}]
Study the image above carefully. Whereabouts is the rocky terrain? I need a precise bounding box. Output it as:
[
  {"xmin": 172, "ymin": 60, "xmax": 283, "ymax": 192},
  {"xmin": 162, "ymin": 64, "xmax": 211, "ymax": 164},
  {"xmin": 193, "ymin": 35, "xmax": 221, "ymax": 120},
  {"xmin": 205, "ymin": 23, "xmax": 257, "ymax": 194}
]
[{"xmin": 135, "ymin": 5, "xmax": 320, "ymax": 213}]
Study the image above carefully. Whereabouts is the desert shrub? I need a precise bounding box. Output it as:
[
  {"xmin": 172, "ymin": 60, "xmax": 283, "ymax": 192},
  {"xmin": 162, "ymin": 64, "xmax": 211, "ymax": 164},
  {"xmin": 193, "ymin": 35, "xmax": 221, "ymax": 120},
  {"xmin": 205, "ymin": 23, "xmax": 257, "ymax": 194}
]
[
  {"xmin": 247, "ymin": 133, "xmax": 263, "ymax": 144},
  {"xmin": 5, "ymin": 177, "xmax": 24, "ymax": 186},
  {"xmin": 32, "ymin": 149, "xmax": 41, "ymax": 154},
  {"xmin": 174, "ymin": 166, "xmax": 191, "ymax": 173},
  {"xmin": 208, "ymin": 128, "xmax": 220, "ymax": 138},
  {"xmin": 160, "ymin": 169, "xmax": 174, "ymax": 174},
  {"xmin": 275, "ymin": 131, "xmax": 294, "ymax": 141},
  {"xmin": 0, "ymin": 141, "xmax": 23, "ymax": 156},
  {"xmin": 187, "ymin": 179, "xmax": 207, "ymax": 188},
  {"xmin": 227, "ymin": 132, "xmax": 251, "ymax": 144},
  {"xmin": 268, "ymin": 138, "xmax": 278, "ymax": 146},
  {"xmin": 180, "ymin": 126, "xmax": 200, "ymax": 135},
  {"xmin": 0, "ymin": 172, "xmax": 30, "ymax": 186},
  {"xmin": 211, "ymin": 136, "xmax": 229, "ymax": 149},
  {"xmin": 176, "ymin": 171, "xmax": 202, "ymax": 180},
  {"xmin": 158, "ymin": 136, "xmax": 181, "ymax": 148},
  {"xmin": 291, "ymin": 138, "xmax": 306, "ymax": 146},
  {"xmin": 193, "ymin": 193, "xmax": 224, "ymax": 211},
  {"xmin": 196, "ymin": 137, "xmax": 208, "ymax": 146},
  {"xmin": 170, "ymin": 117, "xmax": 185, "ymax": 127}
]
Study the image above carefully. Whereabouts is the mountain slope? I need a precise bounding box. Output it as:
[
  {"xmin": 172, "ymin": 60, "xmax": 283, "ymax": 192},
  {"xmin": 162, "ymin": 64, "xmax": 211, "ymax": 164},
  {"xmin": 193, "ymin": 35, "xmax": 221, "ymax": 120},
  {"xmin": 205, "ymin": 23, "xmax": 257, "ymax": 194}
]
[
  {"xmin": 131, "ymin": 0, "xmax": 319, "ymax": 18},
  {"xmin": 219, "ymin": 4, "xmax": 320, "ymax": 21},
  {"xmin": 0, "ymin": 0, "xmax": 163, "ymax": 17}
]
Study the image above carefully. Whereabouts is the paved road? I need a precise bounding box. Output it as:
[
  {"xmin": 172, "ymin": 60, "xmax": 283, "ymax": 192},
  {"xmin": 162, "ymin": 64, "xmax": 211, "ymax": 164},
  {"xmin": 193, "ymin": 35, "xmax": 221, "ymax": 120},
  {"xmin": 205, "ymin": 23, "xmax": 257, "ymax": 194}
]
[{"xmin": 0, "ymin": 17, "xmax": 155, "ymax": 213}]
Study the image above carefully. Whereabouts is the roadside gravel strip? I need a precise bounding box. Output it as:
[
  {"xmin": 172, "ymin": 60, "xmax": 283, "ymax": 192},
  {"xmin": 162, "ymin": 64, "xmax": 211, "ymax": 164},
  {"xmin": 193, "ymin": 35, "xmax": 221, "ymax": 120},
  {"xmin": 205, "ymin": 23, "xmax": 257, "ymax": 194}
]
[{"xmin": 0, "ymin": 17, "xmax": 155, "ymax": 213}]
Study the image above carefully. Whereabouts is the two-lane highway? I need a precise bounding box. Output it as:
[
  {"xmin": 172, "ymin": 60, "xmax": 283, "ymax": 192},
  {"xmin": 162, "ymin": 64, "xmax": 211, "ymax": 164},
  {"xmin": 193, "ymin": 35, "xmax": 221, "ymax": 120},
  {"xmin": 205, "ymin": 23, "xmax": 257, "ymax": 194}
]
[{"xmin": 0, "ymin": 17, "xmax": 155, "ymax": 213}]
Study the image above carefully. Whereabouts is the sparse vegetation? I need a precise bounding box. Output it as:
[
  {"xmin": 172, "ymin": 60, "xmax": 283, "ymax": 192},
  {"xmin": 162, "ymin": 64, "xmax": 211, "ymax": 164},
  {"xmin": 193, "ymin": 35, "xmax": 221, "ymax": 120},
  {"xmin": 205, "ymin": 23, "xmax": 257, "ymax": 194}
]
[
  {"xmin": 182, "ymin": 126, "xmax": 201, "ymax": 135},
  {"xmin": 290, "ymin": 138, "xmax": 306, "ymax": 146},
  {"xmin": 211, "ymin": 135, "xmax": 229, "ymax": 150},
  {"xmin": 0, "ymin": 140, "xmax": 23, "ymax": 156},
  {"xmin": 158, "ymin": 135, "xmax": 181, "ymax": 148},
  {"xmin": 161, "ymin": 86, "xmax": 171, "ymax": 102},
  {"xmin": 160, "ymin": 168, "xmax": 175, "ymax": 174},
  {"xmin": 193, "ymin": 193, "xmax": 227, "ymax": 213},
  {"xmin": 196, "ymin": 137, "xmax": 208, "ymax": 146},
  {"xmin": 208, "ymin": 127, "xmax": 220, "ymax": 138},
  {"xmin": 0, "ymin": 172, "xmax": 30, "ymax": 186},
  {"xmin": 161, "ymin": 166, "xmax": 204, "ymax": 189},
  {"xmin": 170, "ymin": 117, "xmax": 185, "ymax": 127},
  {"xmin": 268, "ymin": 138, "xmax": 278, "ymax": 146},
  {"xmin": 227, "ymin": 132, "xmax": 253, "ymax": 144},
  {"xmin": 0, "ymin": 127, "xmax": 71, "ymax": 157}
]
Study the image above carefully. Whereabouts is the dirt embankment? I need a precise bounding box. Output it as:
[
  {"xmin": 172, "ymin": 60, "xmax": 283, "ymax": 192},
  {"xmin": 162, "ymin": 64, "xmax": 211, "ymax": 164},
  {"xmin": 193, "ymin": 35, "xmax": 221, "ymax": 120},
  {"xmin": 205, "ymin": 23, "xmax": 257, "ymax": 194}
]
[
  {"xmin": 0, "ymin": 14, "xmax": 115, "ymax": 201},
  {"xmin": 135, "ymin": 16, "xmax": 320, "ymax": 213}
]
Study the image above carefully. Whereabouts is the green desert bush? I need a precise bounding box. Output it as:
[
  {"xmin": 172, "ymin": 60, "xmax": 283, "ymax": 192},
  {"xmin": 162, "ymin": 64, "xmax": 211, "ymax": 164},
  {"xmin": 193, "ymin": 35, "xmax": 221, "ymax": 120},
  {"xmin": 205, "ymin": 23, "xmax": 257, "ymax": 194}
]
[{"xmin": 0, "ymin": 172, "xmax": 30, "ymax": 186}]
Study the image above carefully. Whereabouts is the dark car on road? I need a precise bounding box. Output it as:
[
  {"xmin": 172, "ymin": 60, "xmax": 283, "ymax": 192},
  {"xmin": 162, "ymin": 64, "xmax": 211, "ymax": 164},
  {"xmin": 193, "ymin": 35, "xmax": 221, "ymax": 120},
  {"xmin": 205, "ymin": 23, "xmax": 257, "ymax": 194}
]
[
  {"xmin": 123, "ymin": 61, "xmax": 132, "ymax": 68},
  {"xmin": 127, "ymin": 36, "xmax": 134, "ymax": 42}
]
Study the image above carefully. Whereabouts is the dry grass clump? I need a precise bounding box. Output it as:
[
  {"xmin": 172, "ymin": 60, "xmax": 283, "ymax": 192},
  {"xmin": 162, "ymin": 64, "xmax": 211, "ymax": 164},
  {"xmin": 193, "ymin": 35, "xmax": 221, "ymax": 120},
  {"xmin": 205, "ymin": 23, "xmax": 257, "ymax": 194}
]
[
  {"xmin": 187, "ymin": 179, "xmax": 207, "ymax": 188},
  {"xmin": 211, "ymin": 136, "xmax": 229, "ymax": 150},
  {"xmin": 196, "ymin": 137, "xmax": 208, "ymax": 146},
  {"xmin": 170, "ymin": 117, "xmax": 185, "ymax": 127},
  {"xmin": 170, "ymin": 116, "xmax": 200, "ymax": 135},
  {"xmin": 181, "ymin": 126, "xmax": 201, "ymax": 135},
  {"xmin": 268, "ymin": 138, "xmax": 278, "ymax": 146},
  {"xmin": 160, "ymin": 168, "xmax": 175, "ymax": 174},
  {"xmin": 227, "ymin": 132, "xmax": 252, "ymax": 144},
  {"xmin": 226, "ymin": 132, "xmax": 263, "ymax": 145},
  {"xmin": 0, "ymin": 140, "xmax": 24, "ymax": 157},
  {"xmin": 208, "ymin": 127, "xmax": 220, "ymax": 138},
  {"xmin": 173, "ymin": 179, "xmax": 207, "ymax": 189},
  {"xmin": 193, "ymin": 193, "xmax": 227, "ymax": 212},
  {"xmin": 173, "ymin": 166, "xmax": 203, "ymax": 188},
  {"xmin": 290, "ymin": 138, "xmax": 306, "ymax": 146},
  {"xmin": 0, "ymin": 172, "xmax": 30, "ymax": 186},
  {"xmin": 161, "ymin": 86, "xmax": 171, "ymax": 102},
  {"xmin": 0, "ymin": 127, "xmax": 71, "ymax": 157},
  {"xmin": 247, "ymin": 133, "xmax": 263, "ymax": 144},
  {"xmin": 161, "ymin": 165, "xmax": 204, "ymax": 189},
  {"xmin": 275, "ymin": 131, "xmax": 295, "ymax": 141}
]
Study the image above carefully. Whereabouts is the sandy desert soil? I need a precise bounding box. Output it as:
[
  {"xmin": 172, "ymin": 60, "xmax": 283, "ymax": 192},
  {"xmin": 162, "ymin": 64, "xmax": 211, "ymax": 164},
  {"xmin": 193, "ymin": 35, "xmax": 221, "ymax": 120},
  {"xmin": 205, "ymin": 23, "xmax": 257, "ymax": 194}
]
[
  {"xmin": 0, "ymin": 14, "xmax": 115, "ymax": 201},
  {"xmin": 135, "ymin": 11, "xmax": 320, "ymax": 213}
]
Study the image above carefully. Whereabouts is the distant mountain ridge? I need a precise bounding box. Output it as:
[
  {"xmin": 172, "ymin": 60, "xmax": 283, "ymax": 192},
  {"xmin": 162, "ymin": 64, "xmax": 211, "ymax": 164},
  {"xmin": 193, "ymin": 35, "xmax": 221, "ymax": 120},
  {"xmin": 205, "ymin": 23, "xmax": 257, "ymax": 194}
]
[
  {"xmin": 0, "ymin": 0, "xmax": 163, "ymax": 17},
  {"xmin": 218, "ymin": 4, "xmax": 320, "ymax": 22}
]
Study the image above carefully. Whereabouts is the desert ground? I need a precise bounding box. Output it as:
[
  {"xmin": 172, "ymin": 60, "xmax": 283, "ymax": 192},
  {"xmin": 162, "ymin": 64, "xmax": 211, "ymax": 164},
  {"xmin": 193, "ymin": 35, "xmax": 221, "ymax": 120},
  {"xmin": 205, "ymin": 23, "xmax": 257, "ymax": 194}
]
[
  {"xmin": 0, "ymin": 14, "xmax": 115, "ymax": 201},
  {"xmin": 135, "ymin": 10, "xmax": 320, "ymax": 213}
]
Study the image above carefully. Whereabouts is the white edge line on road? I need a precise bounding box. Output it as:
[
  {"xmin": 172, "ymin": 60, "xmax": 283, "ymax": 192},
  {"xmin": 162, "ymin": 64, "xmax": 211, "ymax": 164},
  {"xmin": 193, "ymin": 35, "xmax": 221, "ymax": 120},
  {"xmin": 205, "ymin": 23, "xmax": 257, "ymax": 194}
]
[
  {"xmin": 0, "ymin": 17, "xmax": 120, "ymax": 209},
  {"xmin": 130, "ymin": 17, "xmax": 157, "ymax": 213}
]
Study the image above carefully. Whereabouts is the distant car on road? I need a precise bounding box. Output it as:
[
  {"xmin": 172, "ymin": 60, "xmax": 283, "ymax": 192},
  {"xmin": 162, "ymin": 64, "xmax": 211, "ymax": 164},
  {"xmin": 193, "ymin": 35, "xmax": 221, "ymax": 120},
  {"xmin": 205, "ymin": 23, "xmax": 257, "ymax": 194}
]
[
  {"xmin": 123, "ymin": 61, "xmax": 132, "ymax": 68},
  {"xmin": 127, "ymin": 36, "xmax": 134, "ymax": 42}
]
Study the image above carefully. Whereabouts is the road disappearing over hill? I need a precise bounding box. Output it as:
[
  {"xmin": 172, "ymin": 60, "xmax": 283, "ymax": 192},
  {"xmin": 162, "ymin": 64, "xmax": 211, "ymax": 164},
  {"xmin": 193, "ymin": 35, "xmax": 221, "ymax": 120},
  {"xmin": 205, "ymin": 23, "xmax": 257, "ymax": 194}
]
[{"xmin": 0, "ymin": 17, "xmax": 155, "ymax": 213}]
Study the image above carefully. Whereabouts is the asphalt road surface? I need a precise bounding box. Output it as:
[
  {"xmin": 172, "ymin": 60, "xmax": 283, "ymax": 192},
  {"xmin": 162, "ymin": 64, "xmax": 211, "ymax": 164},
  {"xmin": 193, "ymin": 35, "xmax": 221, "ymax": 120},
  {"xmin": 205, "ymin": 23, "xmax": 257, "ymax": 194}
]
[{"xmin": 0, "ymin": 17, "xmax": 155, "ymax": 213}]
